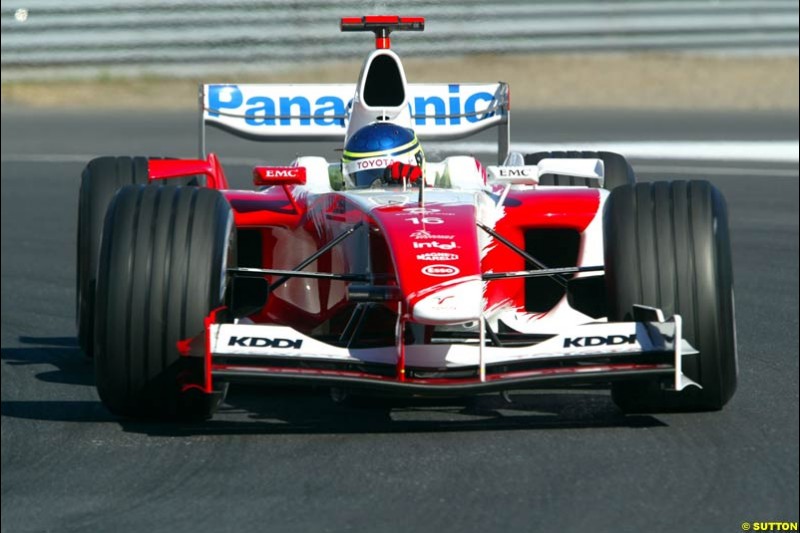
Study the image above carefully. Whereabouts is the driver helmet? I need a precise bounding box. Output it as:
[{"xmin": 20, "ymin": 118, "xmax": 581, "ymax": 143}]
[{"xmin": 341, "ymin": 122, "xmax": 425, "ymax": 189}]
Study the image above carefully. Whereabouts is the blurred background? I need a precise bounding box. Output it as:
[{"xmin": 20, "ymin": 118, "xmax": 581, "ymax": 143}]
[{"xmin": 1, "ymin": 0, "xmax": 798, "ymax": 110}]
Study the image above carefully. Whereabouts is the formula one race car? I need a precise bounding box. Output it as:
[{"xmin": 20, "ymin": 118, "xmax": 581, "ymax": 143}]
[{"xmin": 76, "ymin": 16, "xmax": 737, "ymax": 420}]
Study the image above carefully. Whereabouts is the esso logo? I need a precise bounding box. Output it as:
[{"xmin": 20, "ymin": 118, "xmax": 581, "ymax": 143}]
[{"xmin": 421, "ymin": 264, "xmax": 461, "ymax": 277}]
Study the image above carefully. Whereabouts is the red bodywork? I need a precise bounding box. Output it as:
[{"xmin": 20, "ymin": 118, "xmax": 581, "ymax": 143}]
[
  {"xmin": 150, "ymin": 156, "xmax": 598, "ymax": 332},
  {"xmin": 145, "ymin": 156, "xmax": 640, "ymax": 397}
]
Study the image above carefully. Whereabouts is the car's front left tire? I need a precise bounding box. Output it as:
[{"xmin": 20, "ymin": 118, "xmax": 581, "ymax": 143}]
[{"xmin": 604, "ymin": 181, "xmax": 737, "ymax": 412}]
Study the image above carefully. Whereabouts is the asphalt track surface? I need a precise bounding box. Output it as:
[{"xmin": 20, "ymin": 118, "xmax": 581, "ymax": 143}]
[{"xmin": 2, "ymin": 109, "xmax": 798, "ymax": 533}]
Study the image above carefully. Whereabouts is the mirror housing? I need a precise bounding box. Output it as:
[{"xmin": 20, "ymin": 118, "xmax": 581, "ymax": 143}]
[{"xmin": 253, "ymin": 166, "xmax": 307, "ymax": 187}]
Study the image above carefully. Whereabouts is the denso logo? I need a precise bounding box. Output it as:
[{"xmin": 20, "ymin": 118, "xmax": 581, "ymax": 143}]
[
  {"xmin": 410, "ymin": 230, "xmax": 454, "ymax": 240},
  {"xmin": 228, "ymin": 336, "xmax": 303, "ymax": 349},
  {"xmin": 207, "ymin": 85, "xmax": 495, "ymax": 127},
  {"xmin": 421, "ymin": 264, "xmax": 461, "ymax": 277},
  {"xmin": 413, "ymin": 241, "xmax": 457, "ymax": 250},
  {"xmin": 563, "ymin": 335, "xmax": 636, "ymax": 348}
]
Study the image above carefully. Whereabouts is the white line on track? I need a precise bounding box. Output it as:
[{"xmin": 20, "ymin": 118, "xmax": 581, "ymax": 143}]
[
  {"xmin": 0, "ymin": 153, "xmax": 267, "ymax": 166},
  {"xmin": 632, "ymin": 164, "xmax": 799, "ymax": 178},
  {"xmin": 2, "ymin": 141, "xmax": 798, "ymax": 179},
  {"xmin": 1, "ymin": 153, "xmax": 100, "ymax": 163}
]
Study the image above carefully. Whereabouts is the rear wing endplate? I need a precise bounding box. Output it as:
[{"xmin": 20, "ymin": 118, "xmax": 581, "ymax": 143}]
[{"xmin": 199, "ymin": 83, "xmax": 510, "ymax": 162}]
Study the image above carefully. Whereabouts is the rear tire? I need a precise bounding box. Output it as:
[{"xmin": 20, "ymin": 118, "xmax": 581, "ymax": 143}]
[
  {"xmin": 524, "ymin": 151, "xmax": 635, "ymax": 189},
  {"xmin": 94, "ymin": 185, "xmax": 234, "ymax": 419},
  {"xmin": 76, "ymin": 156, "xmax": 193, "ymax": 357},
  {"xmin": 604, "ymin": 181, "xmax": 737, "ymax": 412}
]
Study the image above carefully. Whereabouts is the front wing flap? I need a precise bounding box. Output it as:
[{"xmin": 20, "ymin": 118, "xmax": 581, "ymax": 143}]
[{"xmin": 184, "ymin": 313, "xmax": 700, "ymax": 396}]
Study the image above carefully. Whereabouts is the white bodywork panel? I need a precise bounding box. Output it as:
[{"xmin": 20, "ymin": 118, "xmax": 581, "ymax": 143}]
[
  {"xmin": 293, "ymin": 156, "xmax": 333, "ymax": 193},
  {"xmin": 211, "ymin": 317, "xmax": 700, "ymax": 391},
  {"xmin": 485, "ymin": 159, "xmax": 604, "ymax": 186},
  {"xmin": 411, "ymin": 278, "xmax": 484, "ymax": 324}
]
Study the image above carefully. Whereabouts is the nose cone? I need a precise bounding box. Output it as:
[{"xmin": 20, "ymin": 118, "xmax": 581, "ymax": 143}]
[
  {"xmin": 410, "ymin": 278, "xmax": 483, "ymax": 324},
  {"xmin": 366, "ymin": 194, "xmax": 484, "ymax": 325}
]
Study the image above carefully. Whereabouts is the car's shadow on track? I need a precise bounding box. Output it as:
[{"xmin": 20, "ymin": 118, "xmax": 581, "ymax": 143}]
[
  {"xmin": 135, "ymin": 385, "xmax": 666, "ymax": 436},
  {"xmin": 1, "ymin": 336, "xmax": 118, "ymax": 422},
  {"xmin": 1, "ymin": 336, "xmax": 667, "ymax": 433},
  {"xmin": 1, "ymin": 336, "xmax": 93, "ymax": 386}
]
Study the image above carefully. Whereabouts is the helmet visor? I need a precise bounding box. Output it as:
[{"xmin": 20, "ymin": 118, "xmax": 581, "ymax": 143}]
[
  {"xmin": 347, "ymin": 167, "xmax": 392, "ymax": 188},
  {"xmin": 342, "ymin": 152, "xmax": 420, "ymax": 189}
]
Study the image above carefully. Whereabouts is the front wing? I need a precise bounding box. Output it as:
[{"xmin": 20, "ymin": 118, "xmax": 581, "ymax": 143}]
[{"xmin": 183, "ymin": 310, "xmax": 700, "ymax": 396}]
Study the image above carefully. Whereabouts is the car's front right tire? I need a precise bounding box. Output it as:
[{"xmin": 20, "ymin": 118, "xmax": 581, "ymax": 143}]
[
  {"xmin": 76, "ymin": 156, "xmax": 195, "ymax": 358},
  {"xmin": 77, "ymin": 157, "xmax": 151, "ymax": 358},
  {"xmin": 94, "ymin": 185, "xmax": 234, "ymax": 419}
]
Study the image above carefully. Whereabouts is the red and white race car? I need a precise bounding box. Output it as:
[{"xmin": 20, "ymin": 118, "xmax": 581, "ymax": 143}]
[{"xmin": 76, "ymin": 16, "xmax": 737, "ymax": 419}]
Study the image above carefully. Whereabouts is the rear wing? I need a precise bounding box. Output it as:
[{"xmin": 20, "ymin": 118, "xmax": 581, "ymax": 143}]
[{"xmin": 198, "ymin": 82, "xmax": 510, "ymax": 162}]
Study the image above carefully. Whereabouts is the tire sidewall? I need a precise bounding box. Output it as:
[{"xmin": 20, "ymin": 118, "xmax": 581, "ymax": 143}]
[
  {"xmin": 94, "ymin": 185, "xmax": 234, "ymax": 418},
  {"xmin": 604, "ymin": 181, "xmax": 736, "ymax": 411}
]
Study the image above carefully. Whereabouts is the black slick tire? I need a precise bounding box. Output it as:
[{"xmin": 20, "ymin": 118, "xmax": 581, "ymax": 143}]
[
  {"xmin": 76, "ymin": 156, "xmax": 192, "ymax": 357},
  {"xmin": 604, "ymin": 181, "xmax": 737, "ymax": 412},
  {"xmin": 94, "ymin": 185, "xmax": 234, "ymax": 419},
  {"xmin": 524, "ymin": 151, "xmax": 635, "ymax": 189}
]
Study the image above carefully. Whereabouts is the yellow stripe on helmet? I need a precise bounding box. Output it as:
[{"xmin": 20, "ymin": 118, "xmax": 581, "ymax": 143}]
[{"xmin": 342, "ymin": 135, "xmax": 420, "ymax": 161}]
